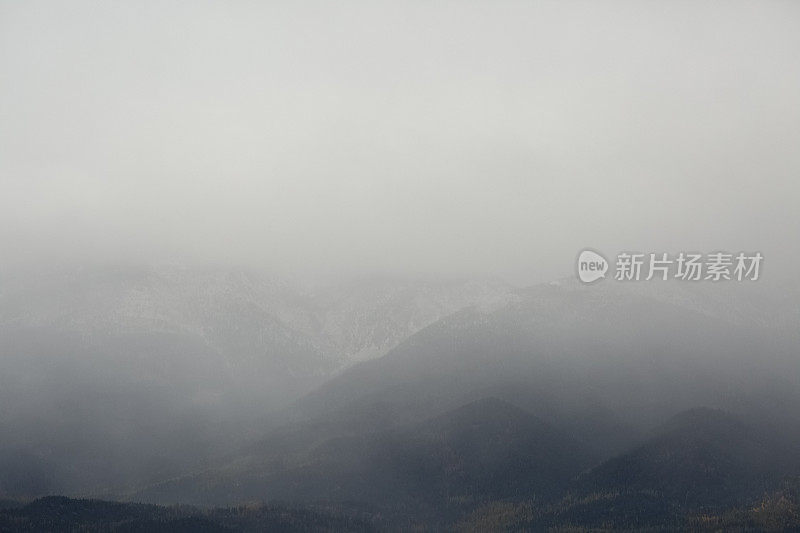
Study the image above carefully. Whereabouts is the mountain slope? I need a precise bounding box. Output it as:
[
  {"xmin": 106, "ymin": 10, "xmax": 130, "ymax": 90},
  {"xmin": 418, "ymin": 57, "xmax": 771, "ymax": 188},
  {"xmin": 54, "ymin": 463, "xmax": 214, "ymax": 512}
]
[
  {"xmin": 576, "ymin": 407, "xmax": 800, "ymax": 507},
  {"xmin": 0, "ymin": 266, "xmax": 512, "ymax": 500},
  {"xmin": 458, "ymin": 410, "xmax": 800, "ymax": 531},
  {"xmin": 135, "ymin": 398, "xmax": 595, "ymax": 515},
  {"xmin": 293, "ymin": 280, "xmax": 800, "ymax": 457}
]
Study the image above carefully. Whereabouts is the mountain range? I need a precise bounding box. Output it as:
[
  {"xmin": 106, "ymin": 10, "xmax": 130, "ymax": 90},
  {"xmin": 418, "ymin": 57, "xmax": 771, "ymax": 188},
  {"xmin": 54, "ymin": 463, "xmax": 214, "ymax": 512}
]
[{"xmin": 1, "ymin": 266, "xmax": 799, "ymax": 529}]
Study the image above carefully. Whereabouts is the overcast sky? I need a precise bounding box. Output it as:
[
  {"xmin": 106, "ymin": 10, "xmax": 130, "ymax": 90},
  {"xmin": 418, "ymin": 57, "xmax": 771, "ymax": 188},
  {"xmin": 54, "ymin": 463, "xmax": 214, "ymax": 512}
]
[{"xmin": 1, "ymin": 1, "xmax": 799, "ymax": 284}]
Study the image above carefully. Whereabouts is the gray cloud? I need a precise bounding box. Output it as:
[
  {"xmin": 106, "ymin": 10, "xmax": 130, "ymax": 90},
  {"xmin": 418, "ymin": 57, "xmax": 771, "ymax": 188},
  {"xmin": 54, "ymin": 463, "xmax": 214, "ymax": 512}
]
[{"xmin": 1, "ymin": 1, "xmax": 799, "ymax": 283}]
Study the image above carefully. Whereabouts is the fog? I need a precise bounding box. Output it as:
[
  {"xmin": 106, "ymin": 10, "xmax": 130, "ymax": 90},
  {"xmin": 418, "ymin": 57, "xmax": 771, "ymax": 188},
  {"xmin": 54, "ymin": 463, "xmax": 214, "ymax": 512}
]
[
  {"xmin": 2, "ymin": 1, "xmax": 799, "ymax": 284},
  {"xmin": 2, "ymin": 3, "xmax": 800, "ymax": 527}
]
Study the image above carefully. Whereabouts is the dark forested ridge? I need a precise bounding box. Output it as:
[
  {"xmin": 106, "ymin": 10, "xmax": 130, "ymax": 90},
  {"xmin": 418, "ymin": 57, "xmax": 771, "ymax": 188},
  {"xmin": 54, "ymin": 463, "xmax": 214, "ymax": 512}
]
[
  {"xmin": 457, "ymin": 476, "xmax": 800, "ymax": 531},
  {"xmin": 575, "ymin": 407, "xmax": 800, "ymax": 507},
  {"xmin": 0, "ymin": 497, "xmax": 377, "ymax": 532},
  {"xmin": 3, "ymin": 461, "xmax": 800, "ymax": 531}
]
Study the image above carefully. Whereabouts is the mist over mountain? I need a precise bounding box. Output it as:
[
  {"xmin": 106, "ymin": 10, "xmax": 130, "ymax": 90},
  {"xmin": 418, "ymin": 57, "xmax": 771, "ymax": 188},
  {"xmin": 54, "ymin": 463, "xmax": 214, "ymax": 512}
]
[
  {"xmin": 295, "ymin": 278, "xmax": 800, "ymax": 445},
  {"xmin": 0, "ymin": 265, "xmax": 512, "ymax": 498},
  {"xmin": 0, "ymin": 265, "xmax": 513, "ymax": 400},
  {"xmin": 1, "ymin": 264, "xmax": 798, "ymax": 530},
  {"xmin": 79, "ymin": 275, "xmax": 793, "ymax": 528},
  {"xmin": 3, "ymin": 0, "xmax": 800, "ymax": 530}
]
